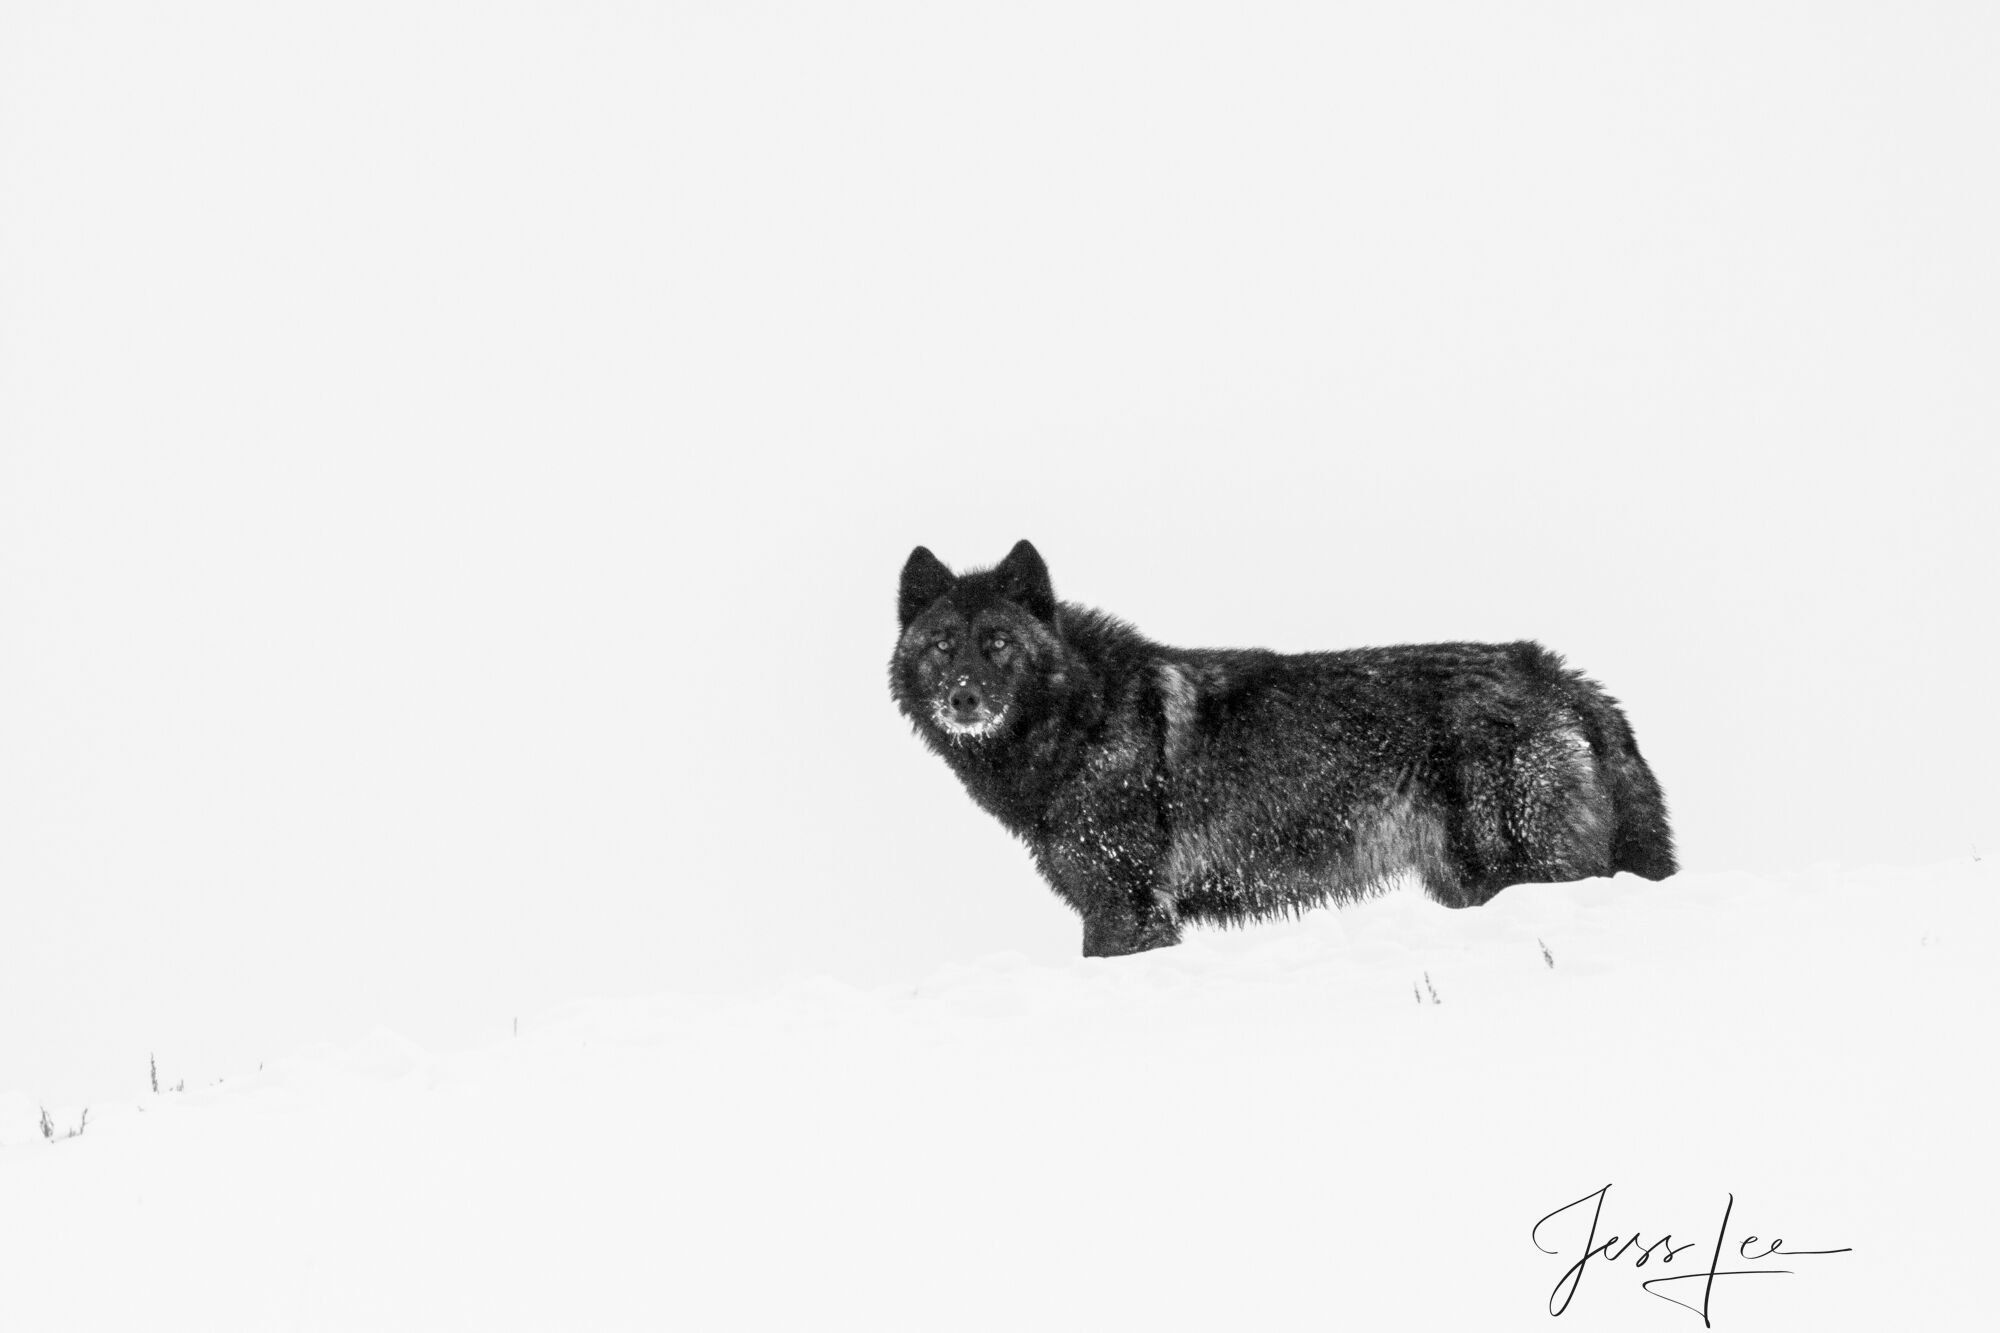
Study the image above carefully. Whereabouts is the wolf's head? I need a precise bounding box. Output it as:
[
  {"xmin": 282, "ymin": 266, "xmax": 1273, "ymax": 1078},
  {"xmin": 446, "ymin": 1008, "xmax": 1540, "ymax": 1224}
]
[{"xmin": 890, "ymin": 539, "xmax": 1059, "ymax": 744}]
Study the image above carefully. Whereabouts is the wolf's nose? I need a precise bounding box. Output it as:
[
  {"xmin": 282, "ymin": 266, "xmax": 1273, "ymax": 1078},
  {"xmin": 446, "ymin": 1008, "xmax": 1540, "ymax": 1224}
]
[{"xmin": 950, "ymin": 686, "xmax": 982, "ymax": 713}]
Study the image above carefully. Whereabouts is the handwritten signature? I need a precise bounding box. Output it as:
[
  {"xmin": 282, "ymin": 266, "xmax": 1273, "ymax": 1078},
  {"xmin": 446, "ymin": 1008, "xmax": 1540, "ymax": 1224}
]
[{"xmin": 1532, "ymin": 1183, "xmax": 1851, "ymax": 1326}]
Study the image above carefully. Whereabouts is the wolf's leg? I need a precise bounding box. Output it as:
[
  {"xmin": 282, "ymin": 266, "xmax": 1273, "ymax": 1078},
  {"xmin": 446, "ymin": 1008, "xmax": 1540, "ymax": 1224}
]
[
  {"xmin": 1420, "ymin": 855, "xmax": 1504, "ymax": 909},
  {"xmin": 1079, "ymin": 891, "xmax": 1181, "ymax": 957},
  {"xmin": 1445, "ymin": 867, "xmax": 1518, "ymax": 907},
  {"xmin": 1035, "ymin": 769, "xmax": 1179, "ymax": 955},
  {"xmin": 1427, "ymin": 789, "xmax": 1515, "ymax": 907},
  {"xmin": 1503, "ymin": 725, "xmax": 1621, "ymax": 886},
  {"xmin": 1033, "ymin": 844, "xmax": 1181, "ymax": 955}
]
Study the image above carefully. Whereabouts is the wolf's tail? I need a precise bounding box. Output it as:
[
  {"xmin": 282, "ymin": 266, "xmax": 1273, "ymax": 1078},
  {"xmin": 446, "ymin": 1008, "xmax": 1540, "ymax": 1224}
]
[{"xmin": 1576, "ymin": 691, "xmax": 1677, "ymax": 880}]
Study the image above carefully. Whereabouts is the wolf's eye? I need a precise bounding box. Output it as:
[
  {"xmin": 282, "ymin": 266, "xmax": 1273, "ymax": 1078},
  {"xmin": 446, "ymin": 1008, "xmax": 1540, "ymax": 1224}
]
[
  {"xmin": 988, "ymin": 635, "xmax": 1010, "ymax": 652},
  {"xmin": 932, "ymin": 638, "xmax": 953, "ymax": 654}
]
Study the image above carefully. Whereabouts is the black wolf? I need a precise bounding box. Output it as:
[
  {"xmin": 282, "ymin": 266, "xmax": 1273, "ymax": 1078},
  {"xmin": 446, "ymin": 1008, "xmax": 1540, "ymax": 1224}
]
[{"xmin": 890, "ymin": 541, "xmax": 1676, "ymax": 957}]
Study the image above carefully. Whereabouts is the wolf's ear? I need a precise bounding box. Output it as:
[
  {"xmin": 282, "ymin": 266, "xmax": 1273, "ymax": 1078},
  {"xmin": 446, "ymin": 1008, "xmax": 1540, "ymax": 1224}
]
[
  {"xmin": 995, "ymin": 539, "xmax": 1056, "ymax": 623},
  {"xmin": 898, "ymin": 546, "xmax": 955, "ymax": 628}
]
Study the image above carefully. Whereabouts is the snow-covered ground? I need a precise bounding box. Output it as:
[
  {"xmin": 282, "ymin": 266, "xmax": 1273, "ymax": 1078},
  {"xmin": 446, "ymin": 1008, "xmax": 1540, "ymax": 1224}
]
[{"xmin": 3, "ymin": 860, "xmax": 1989, "ymax": 1331}]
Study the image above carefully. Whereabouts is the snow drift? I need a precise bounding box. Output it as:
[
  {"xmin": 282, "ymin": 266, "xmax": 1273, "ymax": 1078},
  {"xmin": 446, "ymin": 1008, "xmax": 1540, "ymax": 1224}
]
[{"xmin": 2, "ymin": 862, "xmax": 1991, "ymax": 1330}]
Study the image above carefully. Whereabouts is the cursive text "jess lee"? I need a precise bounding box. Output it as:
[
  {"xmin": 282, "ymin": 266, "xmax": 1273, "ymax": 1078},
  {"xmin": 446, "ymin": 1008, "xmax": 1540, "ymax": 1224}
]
[{"xmin": 1531, "ymin": 1183, "xmax": 1851, "ymax": 1326}]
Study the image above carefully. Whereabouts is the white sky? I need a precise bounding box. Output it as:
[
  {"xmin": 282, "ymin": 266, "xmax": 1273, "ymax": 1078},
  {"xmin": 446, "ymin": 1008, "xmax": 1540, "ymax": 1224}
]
[{"xmin": 2, "ymin": 1, "xmax": 1996, "ymax": 1107}]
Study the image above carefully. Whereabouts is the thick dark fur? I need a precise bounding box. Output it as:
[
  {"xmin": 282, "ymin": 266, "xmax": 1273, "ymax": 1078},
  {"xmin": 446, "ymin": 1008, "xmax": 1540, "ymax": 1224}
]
[{"xmin": 890, "ymin": 541, "xmax": 1677, "ymax": 957}]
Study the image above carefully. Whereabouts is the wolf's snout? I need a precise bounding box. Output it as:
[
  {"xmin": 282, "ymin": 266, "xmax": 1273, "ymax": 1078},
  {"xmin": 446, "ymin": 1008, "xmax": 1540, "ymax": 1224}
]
[{"xmin": 949, "ymin": 686, "xmax": 983, "ymax": 714}]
